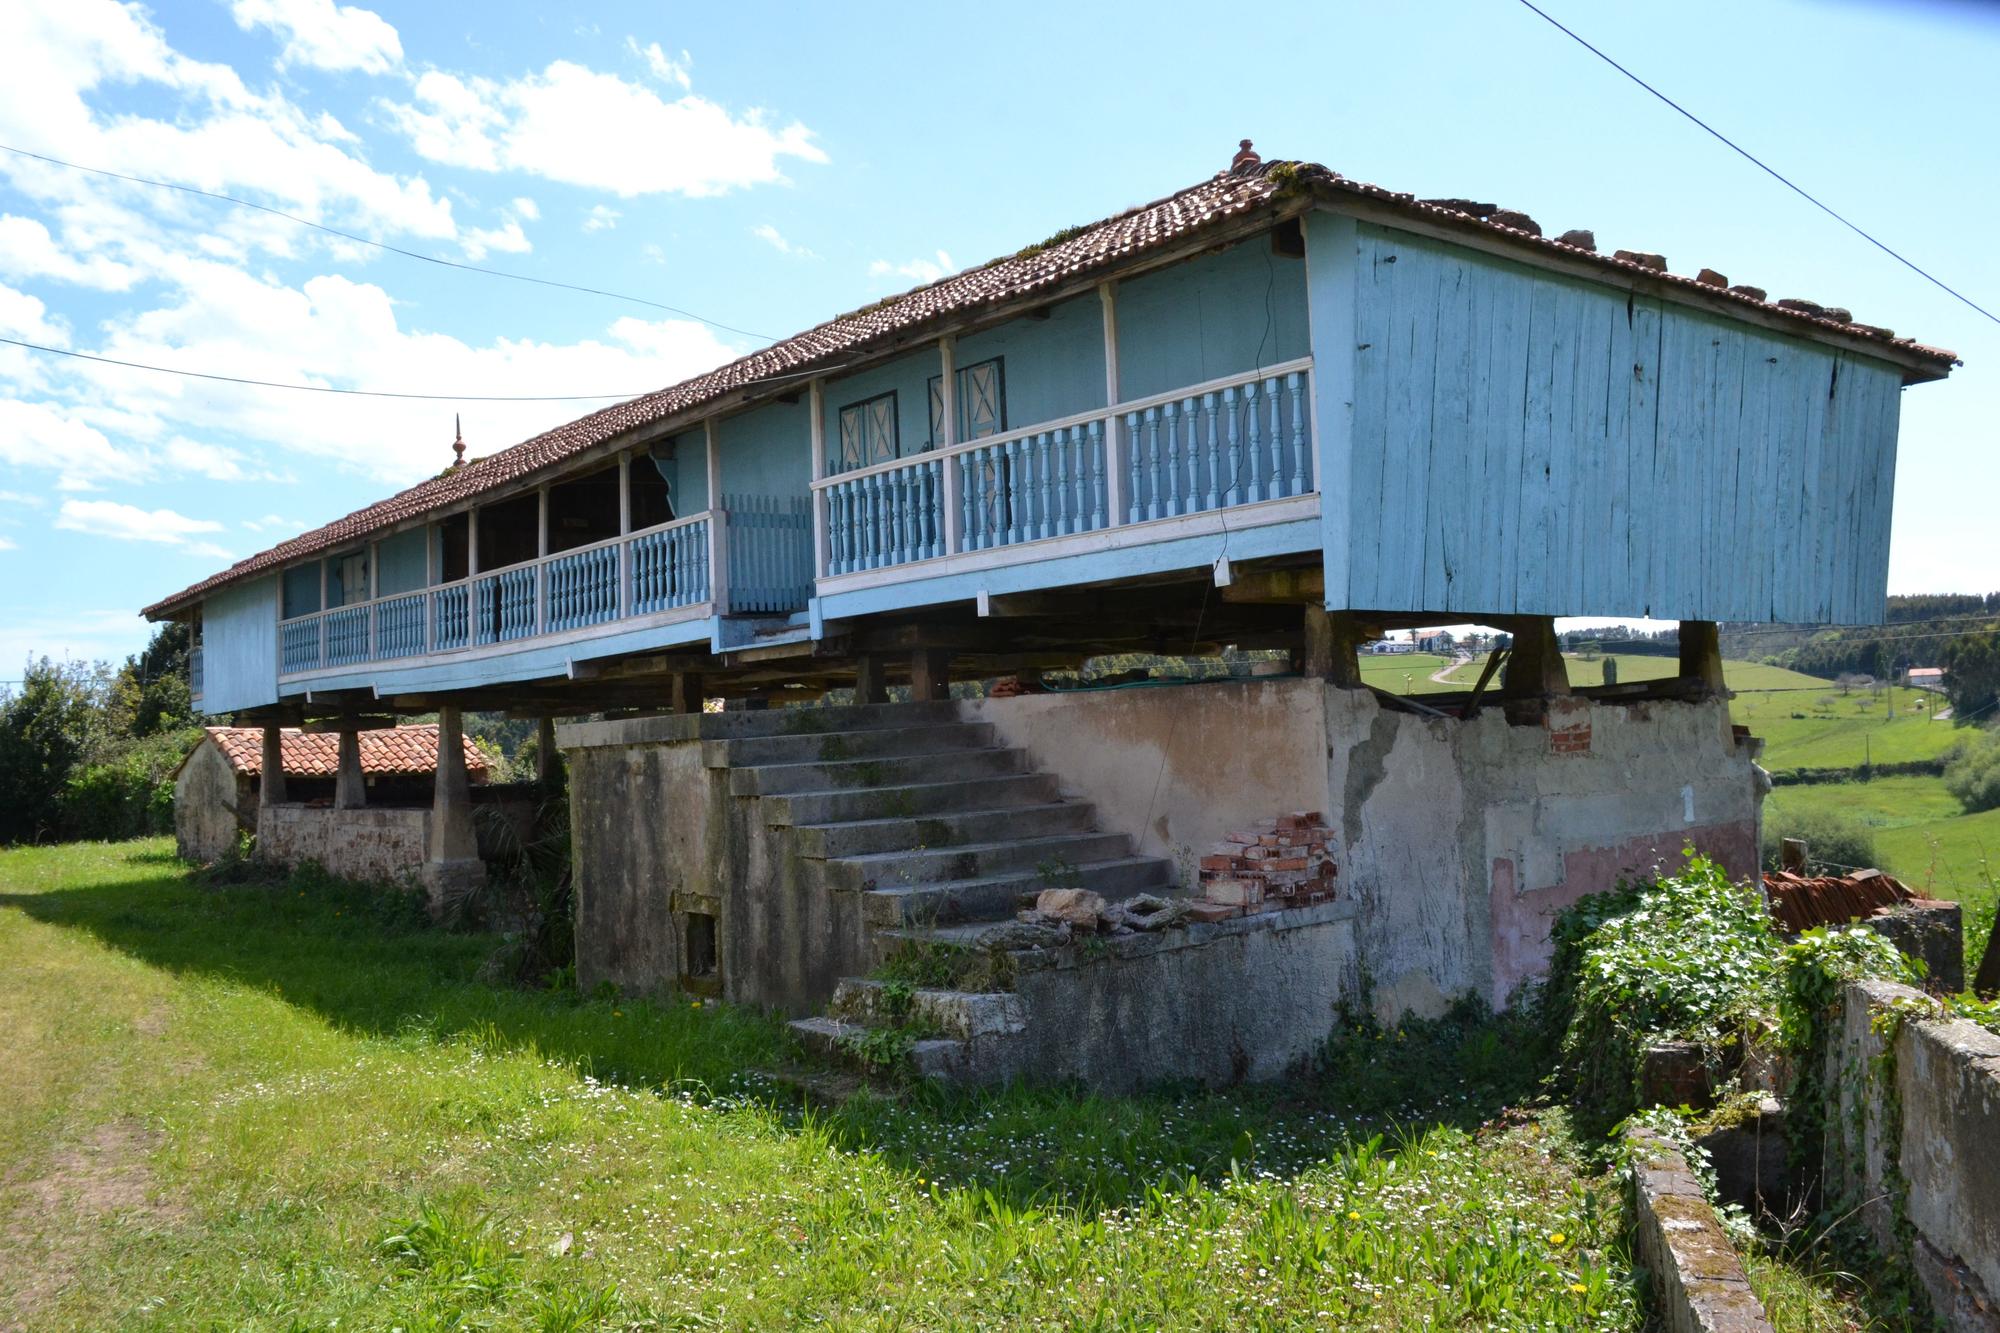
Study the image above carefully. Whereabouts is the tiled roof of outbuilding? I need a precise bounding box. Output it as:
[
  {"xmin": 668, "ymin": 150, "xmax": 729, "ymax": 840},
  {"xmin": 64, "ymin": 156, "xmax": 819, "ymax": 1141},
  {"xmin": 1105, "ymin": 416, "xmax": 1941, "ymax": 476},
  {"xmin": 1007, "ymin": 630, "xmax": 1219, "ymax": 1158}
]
[
  {"xmin": 143, "ymin": 153, "xmax": 1960, "ymax": 619},
  {"xmin": 195, "ymin": 724, "xmax": 489, "ymax": 778}
]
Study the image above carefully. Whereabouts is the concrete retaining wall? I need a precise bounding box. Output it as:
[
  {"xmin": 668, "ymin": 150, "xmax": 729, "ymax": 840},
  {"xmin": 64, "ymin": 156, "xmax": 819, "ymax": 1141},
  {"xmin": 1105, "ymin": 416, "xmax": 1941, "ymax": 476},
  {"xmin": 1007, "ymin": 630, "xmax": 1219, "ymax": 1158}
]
[
  {"xmin": 1825, "ymin": 980, "xmax": 2000, "ymax": 1331},
  {"xmin": 256, "ymin": 805, "xmax": 429, "ymax": 886}
]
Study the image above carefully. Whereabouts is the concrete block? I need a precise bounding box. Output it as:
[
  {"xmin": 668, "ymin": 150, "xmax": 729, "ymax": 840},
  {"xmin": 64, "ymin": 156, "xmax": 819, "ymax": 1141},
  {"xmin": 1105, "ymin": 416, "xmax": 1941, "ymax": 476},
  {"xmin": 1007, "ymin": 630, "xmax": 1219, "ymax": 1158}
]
[
  {"xmin": 1627, "ymin": 1127, "xmax": 1774, "ymax": 1332},
  {"xmin": 1204, "ymin": 879, "xmax": 1263, "ymax": 908}
]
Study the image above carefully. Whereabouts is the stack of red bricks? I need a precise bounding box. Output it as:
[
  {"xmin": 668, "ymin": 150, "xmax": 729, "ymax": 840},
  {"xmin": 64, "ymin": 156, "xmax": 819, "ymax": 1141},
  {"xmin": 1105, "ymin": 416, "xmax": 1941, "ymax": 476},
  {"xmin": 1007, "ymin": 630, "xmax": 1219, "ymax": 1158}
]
[{"xmin": 1190, "ymin": 812, "xmax": 1338, "ymax": 921}]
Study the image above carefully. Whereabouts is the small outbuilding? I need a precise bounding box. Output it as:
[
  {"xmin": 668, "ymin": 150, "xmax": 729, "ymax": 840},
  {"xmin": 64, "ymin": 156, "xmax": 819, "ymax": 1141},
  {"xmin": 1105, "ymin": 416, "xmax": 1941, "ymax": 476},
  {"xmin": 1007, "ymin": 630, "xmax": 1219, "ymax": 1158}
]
[{"xmin": 173, "ymin": 725, "xmax": 490, "ymax": 863}]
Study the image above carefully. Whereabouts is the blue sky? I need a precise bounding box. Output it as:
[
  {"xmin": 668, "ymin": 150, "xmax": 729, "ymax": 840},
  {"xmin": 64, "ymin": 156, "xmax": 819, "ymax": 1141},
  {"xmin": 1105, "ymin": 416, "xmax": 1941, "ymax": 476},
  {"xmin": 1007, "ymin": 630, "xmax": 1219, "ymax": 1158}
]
[{"xmin": 1, "ymin": 0, "xmax": 1995, "ymax": 671}]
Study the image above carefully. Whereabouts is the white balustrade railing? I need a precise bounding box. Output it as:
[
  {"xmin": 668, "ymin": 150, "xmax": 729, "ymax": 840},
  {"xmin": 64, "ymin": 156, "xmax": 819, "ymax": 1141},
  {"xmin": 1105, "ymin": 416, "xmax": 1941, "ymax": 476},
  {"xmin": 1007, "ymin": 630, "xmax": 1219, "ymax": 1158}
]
[
  {"xmin": 812, "ymin": 358, "xmax": 1314, "ymax": 576},
  {"xmin": 276, "ymin": 511, "xmax": 714, "ymax": 675}
]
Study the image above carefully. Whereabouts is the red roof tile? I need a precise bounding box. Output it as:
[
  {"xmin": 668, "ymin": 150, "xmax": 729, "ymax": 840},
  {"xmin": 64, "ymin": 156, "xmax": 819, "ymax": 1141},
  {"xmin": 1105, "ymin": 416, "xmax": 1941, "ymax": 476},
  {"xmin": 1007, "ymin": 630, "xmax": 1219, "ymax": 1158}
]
[
  {"xmin": 143, "ymin": 157, "xmax": 1960, "ymax": 619},
  {"xmin": 198, "ymin": 724, "xmax": 489, "ymax": 778},
  {"xmin": 1763, "ymin": 868, "xmax": 1914, "ymax": 932}
]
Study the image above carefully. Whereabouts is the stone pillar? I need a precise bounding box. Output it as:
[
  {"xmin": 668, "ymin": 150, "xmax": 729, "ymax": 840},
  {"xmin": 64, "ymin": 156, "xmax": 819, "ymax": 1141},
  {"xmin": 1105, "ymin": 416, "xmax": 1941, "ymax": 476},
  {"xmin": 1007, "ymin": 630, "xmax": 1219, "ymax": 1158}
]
[
  {"xmin": 1300, "ymin": 607, "xmax": 1363, "ymax": 688},
  {"xmin": 854, "ymin": 654, "xmax": 890, "ymax": 704},
  {"xmin": 423, "ymin": 703, "xmax": 484, "ymax": 913},
  {"xmin": 334, "ymin": 727, "xmax": 366, "ymax": 809},
  {"xmin": 909, "ymin": 648, "xmax": 951, "ymax": 702},
  {"xmin": 535, "ymin": 715, "xmax": 558, "ymax": 784},
  {"xmin": 1503, "ymin": 618, "xmax": 1570, "ymax": 697},
  {"xmin": 1679, "ymin": 620, "xmax": 1726, "ymax": 695},
  {"xmin": 259, "ymin": 722, "xmax": 288, "ymax": 806}
]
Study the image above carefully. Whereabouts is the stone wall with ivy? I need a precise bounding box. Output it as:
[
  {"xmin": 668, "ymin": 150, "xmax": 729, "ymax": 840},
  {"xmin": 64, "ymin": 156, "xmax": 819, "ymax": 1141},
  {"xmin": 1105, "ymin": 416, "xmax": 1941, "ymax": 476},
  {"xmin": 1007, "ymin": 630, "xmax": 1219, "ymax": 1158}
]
[{"xmin": 1823, "ymin": 979, "xmax": 2000, "ymax": 1330}]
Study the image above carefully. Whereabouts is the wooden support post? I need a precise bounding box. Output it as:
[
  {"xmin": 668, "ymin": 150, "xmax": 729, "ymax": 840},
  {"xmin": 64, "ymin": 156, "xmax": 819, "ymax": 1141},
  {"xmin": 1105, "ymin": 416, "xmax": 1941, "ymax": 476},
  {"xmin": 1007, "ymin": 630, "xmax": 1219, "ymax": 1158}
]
[
  {"xmin": 1780, "ymin": 838, "xmax": 1808, "ymax": 875},
  {"xmin": 668, "ymin": 673, "xmax": 704, "ymax": 714},
  {"xmin": 939, "ymin": 337, "xmax": 962, "ymax": 555},
  {"xmin": 1099, "ymin": 281, "xmax": 1125, "ymax": 527},
  {"xmin": 1975, "ymin": 911, "xmax": 2000, "ymax": 1000},
  {"xmin": 854, "ymin": 654, "xmax": 890, "ymax": 705},
  {"xmin": 334, "ymin": 726, "xmax": 366, "ymax": 809},
  {"xmin": 259, "ymin": 722, "xmax": 288, "ymax": 806},
  {"xmin": 1299, "ymin": 607, "xmax": 1362, "ymax": 688},
  {"xmin": 1503, "ymin": 618, "xmax": 1570, "ymax": 697},
  {"xmin": 808, "ymin": 378, "xmax": 829, "ymax": 580},
  {"xmin": 1679, "ymin": 620, "xmax": 1726, "ymax": 695},
  {"xmin": 535, "ymin": 716, "xmax": 558, "ymax": 785},
  {"xmin": 909, "ymin": 647, "xmax": 952, "ymax": 702}
]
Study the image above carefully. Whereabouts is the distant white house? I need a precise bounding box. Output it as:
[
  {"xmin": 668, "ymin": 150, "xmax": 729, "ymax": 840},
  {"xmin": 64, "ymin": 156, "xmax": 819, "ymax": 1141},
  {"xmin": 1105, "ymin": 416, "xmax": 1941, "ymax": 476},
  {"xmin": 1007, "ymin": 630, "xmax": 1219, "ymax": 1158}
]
[
  {"xmin": 1906, "ymin": 666, "xmax": 1945, "ymax": 689},
  {"xmin": 1363, "ymin": 639, "xmax": 1415, "ymax": 655},
  {"xmin": 1419, "ymin": 631, "xmax": 1456, "ymax": 654}
]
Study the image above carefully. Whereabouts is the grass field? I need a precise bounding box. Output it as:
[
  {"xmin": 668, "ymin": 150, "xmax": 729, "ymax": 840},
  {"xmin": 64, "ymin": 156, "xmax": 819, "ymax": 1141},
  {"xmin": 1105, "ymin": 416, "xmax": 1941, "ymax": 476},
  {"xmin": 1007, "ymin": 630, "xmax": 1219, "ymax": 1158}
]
[
  {"xmin": 1436, "ymin": 653, "xmax": 1966, "ymax": 775},
  {"xmin": 1764, "ymin": 778, "xmax": 1997, "ymax": 913},
  {"xmin": 1356, "ymin": 651, "xmax": 1460, "ymax": 695},
  {"xmin": 0, "ymin": 840, "xmax": 1647, "ymax": 1331}
]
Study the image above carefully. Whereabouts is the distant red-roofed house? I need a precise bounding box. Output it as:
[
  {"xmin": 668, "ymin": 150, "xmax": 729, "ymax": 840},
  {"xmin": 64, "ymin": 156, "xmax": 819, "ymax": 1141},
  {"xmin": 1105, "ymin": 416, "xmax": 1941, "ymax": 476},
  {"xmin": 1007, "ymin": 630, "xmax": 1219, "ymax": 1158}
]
[{"xmin": 174, "ymin": 725, "xmax": 490, "ymax": 863}]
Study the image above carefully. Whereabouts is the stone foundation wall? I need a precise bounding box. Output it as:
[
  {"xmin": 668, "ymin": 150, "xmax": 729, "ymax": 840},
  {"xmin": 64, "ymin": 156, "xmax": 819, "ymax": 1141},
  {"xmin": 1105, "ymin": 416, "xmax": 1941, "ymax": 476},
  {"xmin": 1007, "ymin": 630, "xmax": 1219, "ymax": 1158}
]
[
  {"xmin": 560, "ymin": 683, "xmax": 1761, "ymax": 1028},
  {"xmin": 971, "ymin": 681, "xmax": 1762, "ymax": 1015},
  {"xmin": 1826, "ymin": 980, "xmax": 2000, "ymax": 1331},
  {"xmin": 256, "ymin": 804, "xmax": 430, "ymax": 886}
]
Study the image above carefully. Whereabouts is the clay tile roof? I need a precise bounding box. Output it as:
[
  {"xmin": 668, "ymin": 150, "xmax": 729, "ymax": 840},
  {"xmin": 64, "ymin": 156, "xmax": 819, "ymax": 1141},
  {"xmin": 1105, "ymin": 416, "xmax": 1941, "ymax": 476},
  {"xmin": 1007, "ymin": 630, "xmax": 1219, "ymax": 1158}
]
[
  {"xmin": 1762, "ymin": 867, "xmax": 1915, "ymax": 933},
  {"xmin": 199, "ymin": 724, "xmax": 489, "ymax": 779},
  {"xmin": 141, "ymin": 156, "xmax": 1961, "ymax": 619}
]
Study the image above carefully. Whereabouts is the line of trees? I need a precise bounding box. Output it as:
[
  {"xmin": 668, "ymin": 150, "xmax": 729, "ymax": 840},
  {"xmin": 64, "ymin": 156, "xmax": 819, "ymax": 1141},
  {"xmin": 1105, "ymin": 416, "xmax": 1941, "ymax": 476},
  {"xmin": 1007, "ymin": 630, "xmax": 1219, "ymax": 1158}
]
[{"xmin": 0, "ymin": 624, "xmax": 199, "ymax": 845}]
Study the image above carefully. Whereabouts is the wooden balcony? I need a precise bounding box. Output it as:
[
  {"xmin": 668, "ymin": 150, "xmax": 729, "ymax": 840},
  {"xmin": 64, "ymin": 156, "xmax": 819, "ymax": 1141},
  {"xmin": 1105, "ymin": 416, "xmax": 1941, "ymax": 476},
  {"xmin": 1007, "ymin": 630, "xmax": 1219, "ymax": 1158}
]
[{"xmin": 271, "ymin": 361, "xmax": 1318, "ymax": 689}]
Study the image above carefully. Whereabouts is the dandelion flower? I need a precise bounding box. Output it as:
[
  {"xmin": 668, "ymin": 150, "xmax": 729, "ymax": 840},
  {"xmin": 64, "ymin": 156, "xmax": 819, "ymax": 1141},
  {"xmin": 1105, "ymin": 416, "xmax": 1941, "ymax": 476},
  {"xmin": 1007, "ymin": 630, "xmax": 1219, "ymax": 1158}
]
[
  {"xmin": 1570, "ymin": 1283, "xmax": 1588, "ymax": 1294},
  {"xmin": 1548, "ymin": 1232, "xmax": 1566, "ymax": 1246},
  {"xmin": 1348, "ymin": 1211, "xmax": 1361, "ymax": 1222}
]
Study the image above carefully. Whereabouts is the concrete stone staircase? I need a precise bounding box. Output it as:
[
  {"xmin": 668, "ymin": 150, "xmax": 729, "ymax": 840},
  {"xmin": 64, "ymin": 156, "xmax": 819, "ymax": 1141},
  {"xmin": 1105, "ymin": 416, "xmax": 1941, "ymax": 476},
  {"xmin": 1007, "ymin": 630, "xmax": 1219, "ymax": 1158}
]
[{"xmin": 699, "ymin": 700, "xmax": 1179, "ymax": 1080}]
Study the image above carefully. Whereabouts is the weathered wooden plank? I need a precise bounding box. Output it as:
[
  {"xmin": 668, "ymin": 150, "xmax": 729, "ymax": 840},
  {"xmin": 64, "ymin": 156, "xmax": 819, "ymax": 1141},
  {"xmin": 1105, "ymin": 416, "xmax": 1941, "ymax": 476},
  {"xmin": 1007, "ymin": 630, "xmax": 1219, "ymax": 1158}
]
[
  {"xmin": 1516, "ymin": 277, "xmax": 1559, "ymax": 614},
  {"xmin": 1384, "ymin": 235, "xmax": 1441, "ymax": 611},
  {"xmin": 1349, "ymin": 229, "xmax": 1396, "ymax": 609},
  {"xmin": 1425, "ymin": 248, "xmax": 1477, "ymax": 610},
  {"xmin": 1542, "ymin": 282, "xmax": 1584, "ymax": 614},
  {"xmin": 1626, "ymin": 298, "xmax": 1663, "ymax": 617}
]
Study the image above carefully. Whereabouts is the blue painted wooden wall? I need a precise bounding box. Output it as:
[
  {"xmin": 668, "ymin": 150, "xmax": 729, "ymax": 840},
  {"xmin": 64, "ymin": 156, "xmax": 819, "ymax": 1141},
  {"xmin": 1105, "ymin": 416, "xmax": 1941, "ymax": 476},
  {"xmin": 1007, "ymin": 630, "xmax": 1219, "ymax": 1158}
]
[
  {"xmin": 1115, "ymin": 238, "xmax": 1309, "ymax": 400},
  {"xmin": 376, "ymin": 528, "xmax": 427, "ymax": 595},
  {"xmin": 1331, "ymin": 221, "xmax": 1903, "ymax": 624},
  {"xmin": 202, "ymin": 575, "xmax": 279, "ymax": 713},
  {"xmin": 954, "ymin": 292, "xmax": 1104, "ymax": 428},
  {"xmin": 716, "ymin": 398, "xmax": 811, "ymax": 499}
]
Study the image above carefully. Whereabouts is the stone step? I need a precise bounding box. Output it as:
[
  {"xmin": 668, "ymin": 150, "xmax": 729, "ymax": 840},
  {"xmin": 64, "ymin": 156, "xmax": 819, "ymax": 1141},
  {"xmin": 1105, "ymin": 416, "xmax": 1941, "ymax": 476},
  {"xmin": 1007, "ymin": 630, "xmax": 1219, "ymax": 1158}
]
[
  {"xmin": 762, "ymin": 773, "xmax": 1061, "ymax": 828},
  {"xmin": 787, "ymin": 1015, "xmax": 969, "ymax": 1081},
  {"xmin": 828, "ymin": 979, "xmax": 1027, "ymax": 1041},
  {"xmin": 861, "ymin": 855, "xmax": 1175, "ymax": 927},
  {"xmin": 830, "ymin": 831, "xmax": 1136, "ymax": 890},
  {"xmin": 701, "ymin": 700, "xmax": 961, "ymax": 740},
  {"xmin": 730, "ymin": 747, "xmax": 1027, "ymax": 797},
  {"xmin": 793, "ymin": 801, "xmax": 1097, "ymax": 860},
  {"xmin": 705, "ymin": 721, "xmax": 994, "ymax": 770}
]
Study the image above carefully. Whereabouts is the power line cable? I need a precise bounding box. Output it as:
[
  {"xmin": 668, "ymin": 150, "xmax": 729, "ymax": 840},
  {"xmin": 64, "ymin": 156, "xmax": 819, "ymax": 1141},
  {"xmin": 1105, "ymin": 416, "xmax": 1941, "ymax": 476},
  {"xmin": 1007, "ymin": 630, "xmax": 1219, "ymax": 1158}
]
[
  {"xmin": 0, "ymin": 335, "xmax": 837, "ymax": 402},
  {"xmin": 0, "ymin": 141, "xmax": 777, "ymax": 341},
  {"xmin": 1514, "ymin": 0, "xmax": 2000, "ymax": 328}
]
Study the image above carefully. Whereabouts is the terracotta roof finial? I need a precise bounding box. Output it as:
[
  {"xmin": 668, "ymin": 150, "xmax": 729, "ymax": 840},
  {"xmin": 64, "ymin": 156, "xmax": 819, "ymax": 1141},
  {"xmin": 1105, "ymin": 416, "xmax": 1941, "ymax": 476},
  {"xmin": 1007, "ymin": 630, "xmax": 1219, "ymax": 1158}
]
[
  {"xmin": 1231, "ymin": 139, "xmax": 1260, "ymax": 174},
  {"xmin": 451, "ymin": 414, "xmax": 466, "ymax": 469}
]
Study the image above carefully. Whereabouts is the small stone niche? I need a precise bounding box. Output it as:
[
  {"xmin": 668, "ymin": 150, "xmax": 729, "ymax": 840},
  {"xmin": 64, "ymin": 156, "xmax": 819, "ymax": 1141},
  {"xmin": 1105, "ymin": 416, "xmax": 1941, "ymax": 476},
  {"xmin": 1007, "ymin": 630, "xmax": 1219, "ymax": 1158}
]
[{"xmin": 680, "ymin": 910, "xmax": 719, "ymax": 995}]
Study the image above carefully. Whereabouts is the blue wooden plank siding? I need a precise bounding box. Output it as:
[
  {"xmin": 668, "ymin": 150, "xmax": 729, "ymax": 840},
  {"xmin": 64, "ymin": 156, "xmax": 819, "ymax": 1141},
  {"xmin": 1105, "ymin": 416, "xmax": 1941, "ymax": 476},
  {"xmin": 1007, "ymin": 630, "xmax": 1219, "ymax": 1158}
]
[
  {"xmin": 201, "ymin": 576, "xmax": 279, "ymax": 713},
  {"xmin": 1338, "ymin": 223, "xmax": 1904, "ymax": 624}
]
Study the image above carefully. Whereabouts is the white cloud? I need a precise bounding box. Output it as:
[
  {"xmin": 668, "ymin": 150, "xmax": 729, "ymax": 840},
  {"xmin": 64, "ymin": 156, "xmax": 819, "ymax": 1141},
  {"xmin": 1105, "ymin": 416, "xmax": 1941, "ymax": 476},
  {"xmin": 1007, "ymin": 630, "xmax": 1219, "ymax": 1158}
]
[
  {"xmin": 160, "ymin": 437, "xmax": 261, "ymax": 482},
  {"xmin": 626, "ymin": 38, "xmax": 692, "ymax": 90},
  {"xmin": 56, "ymin": 498, "xmax": 224, "ymax": 546},
  {"xmin": 229, "ymin": 0, "xmax": 403, "ymax": 75},
  {"xmin": 752, "ymin": 223, "xmax": 815, "ymax": 259},
  {"xmin": 0, "ymin": 215, "xmax": 138, "ymax": 290},
  {"xmin": 582, "ymin": 204, "xmax": 620, "ymax": 233},
  {"xmin": 244, "ymin": 513, "xmax": 305, "ymax": 532},
  {"xmin": 511, "ymin": 196, "xmax": 540, "ymax": 221},
  {"xmin": 462, "ymin": 218, "xmax": 530, "ymax": 262},
  {"xmin": 0, "ymin": 491, "xmax": 44, "ymax": 508},
  {"xmin": 0, "ymin": 281, "xmax": 68, "ymax": 344},
  {"xmin": 870, "ymin": 250, "xmax": 957, "ymax": 285},
  {"xmin": 0, "ymin": 398, "xmax": 142, "ymax": 490},
  {"xmin": 0, "ymin": 607, "xmax": 155, "ymax": 668},
  {"xmin": 382, "ymin": 59, "xmax": 826, "ymax": 197},
  {"xmin": 0, "ymin": 537, "xmax": 16, "ymax": 551},
  {"xmin": 0, "ymin": 0, "xmax": 455, "ymax": 249}
]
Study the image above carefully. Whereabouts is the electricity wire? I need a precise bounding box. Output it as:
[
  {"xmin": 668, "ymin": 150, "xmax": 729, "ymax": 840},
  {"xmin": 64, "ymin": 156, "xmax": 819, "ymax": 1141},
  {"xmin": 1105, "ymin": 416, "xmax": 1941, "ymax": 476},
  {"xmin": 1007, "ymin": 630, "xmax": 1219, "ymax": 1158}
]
[{"xmin": 1515, "ymin": 0, "xmax": 2000, "ymax": 327}]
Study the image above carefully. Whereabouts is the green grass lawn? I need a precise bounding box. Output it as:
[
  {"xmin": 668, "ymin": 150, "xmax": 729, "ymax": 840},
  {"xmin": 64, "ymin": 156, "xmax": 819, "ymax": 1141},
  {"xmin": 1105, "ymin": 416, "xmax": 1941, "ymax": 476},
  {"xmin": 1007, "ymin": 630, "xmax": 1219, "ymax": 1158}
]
[
  {"xmin": 1764, "ymin": 778, "xmax": 1997, "ymax": 907},
  {"xmin": 1356, "ymin": 651, "xmax": 1462, "ymax": 695},
  {"xmin": 0, "ymin": 840, "xmax": 1641, "ymax": 1331}
]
